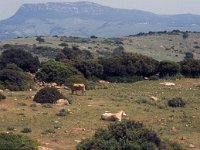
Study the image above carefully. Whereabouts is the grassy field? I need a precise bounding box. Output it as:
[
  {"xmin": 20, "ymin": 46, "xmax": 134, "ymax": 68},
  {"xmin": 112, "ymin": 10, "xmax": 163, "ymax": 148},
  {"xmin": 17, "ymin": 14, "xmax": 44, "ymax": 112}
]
[
  {"xmin": 1, "ymin": 32, "xmax": 200, "ymax": 61},
  {"xmin": 0, "ymin": 78, "xmax": 200, "ymax": 150}
]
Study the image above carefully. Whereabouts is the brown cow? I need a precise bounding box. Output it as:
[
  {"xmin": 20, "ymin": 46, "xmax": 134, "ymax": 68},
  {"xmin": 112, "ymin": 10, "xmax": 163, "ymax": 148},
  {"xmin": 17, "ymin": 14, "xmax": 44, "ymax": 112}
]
[{"xmin": 71, "ymin": 84, "xmax": 86, "ymax": 95}]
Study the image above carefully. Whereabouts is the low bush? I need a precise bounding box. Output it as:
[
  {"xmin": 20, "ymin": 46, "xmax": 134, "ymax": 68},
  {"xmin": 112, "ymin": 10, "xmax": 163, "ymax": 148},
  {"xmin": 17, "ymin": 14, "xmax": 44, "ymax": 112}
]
[
  {"xmin": 33, "ymin": 87, "xmax": 65, "ymax": 104},
  {"xmin": 56, "ymin": 109, "xmax": 69, "ymax": 117},
  {"xmin": 41, "ymin": 129, "xmax": 56, "ymax": 135},
  {"xmin": 168, "ymin": 97, "xmax": 186, "ymax": 107},
  {"xmin": 77, "ymin": 120, "xmax": 182, "ymax": 150},
  {"xmin": 0, "ymin": 133, "xmax": 38, "ymax": 149},
  {"xmin": 21, "ymin": 128, "xmax": 32, "ymax": 133}
]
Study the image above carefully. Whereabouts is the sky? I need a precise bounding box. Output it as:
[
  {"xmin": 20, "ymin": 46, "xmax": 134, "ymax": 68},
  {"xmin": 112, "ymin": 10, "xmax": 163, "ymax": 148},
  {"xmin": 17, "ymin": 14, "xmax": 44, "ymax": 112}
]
[{"xmin": 0, "ymin": 0, "xmax": 200, "ymax": 20}]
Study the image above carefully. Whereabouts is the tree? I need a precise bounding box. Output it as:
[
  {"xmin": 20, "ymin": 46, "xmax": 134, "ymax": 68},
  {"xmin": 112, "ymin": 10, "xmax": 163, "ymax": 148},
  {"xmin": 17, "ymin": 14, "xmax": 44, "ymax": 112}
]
[
  {"xmin": 36, "ymin": 60, "xmax": 79, "ymax": 84},
  {"xmin": 0, "ymin": 49, "xmax": 40, "ymax": 73}
]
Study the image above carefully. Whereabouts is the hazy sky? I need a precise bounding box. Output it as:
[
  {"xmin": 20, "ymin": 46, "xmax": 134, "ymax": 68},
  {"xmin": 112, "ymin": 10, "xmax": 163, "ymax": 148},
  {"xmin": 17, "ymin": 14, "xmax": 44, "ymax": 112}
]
[{"xmin": 0, "ymin": 0, "xmax": 200, "ymax": 20}]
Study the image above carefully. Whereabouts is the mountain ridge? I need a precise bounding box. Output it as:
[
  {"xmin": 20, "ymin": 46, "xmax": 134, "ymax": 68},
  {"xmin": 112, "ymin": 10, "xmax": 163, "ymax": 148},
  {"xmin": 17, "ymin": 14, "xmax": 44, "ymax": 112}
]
[{"xmin": 0, "ymin": 1, "xmax": 200, "ymax": 39}]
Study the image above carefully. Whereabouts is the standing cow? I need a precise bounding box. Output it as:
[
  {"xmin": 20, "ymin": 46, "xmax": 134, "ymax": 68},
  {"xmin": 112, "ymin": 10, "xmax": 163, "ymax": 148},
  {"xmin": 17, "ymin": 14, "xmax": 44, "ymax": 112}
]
[{"xmin": 71, "ymin": 84, "xmax": 86, "ymax": 95}]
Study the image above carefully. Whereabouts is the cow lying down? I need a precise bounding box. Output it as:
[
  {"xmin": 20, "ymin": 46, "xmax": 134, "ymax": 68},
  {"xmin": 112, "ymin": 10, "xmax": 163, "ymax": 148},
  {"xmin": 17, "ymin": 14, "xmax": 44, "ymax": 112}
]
[{"xmin": 101, "ymin": 111, "xmax": 126, "ymax": 121}]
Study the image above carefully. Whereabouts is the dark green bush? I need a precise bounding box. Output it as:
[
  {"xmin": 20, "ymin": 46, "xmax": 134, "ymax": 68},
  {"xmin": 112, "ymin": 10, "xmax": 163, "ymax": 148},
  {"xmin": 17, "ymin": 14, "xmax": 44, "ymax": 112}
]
[
  {"xmin": 0, "ymin": 69, "xmax": 34, "ymax": 91},
  {"xmin": 36, "ymin": 60, "xmax": 79, "ymax": 84},
  {"xmin": 59, "ymin": 43, "xmax": 68, "ymax": 47},
  {"xmin": 0, "ymin": 133, "xmax": 38, "ymax": 150},
  {"xmin": 159, "ymin": 61, "xmax": 180, "ymax": 77},
  {"xmin": 0, "ymin": 49, "xmax": 40, "ymax": 73},
  {"xmin": 65, "ymin": 75, "xmax": 87, "ymax": 86},
  {"xmin": 33, "ymin": 87, "xmax": 65, "ymax": 104},
  {"xmin": 21, "ymin": 128, "xmax": 32, "ymax": 133},
  {"xmin": 56, "ymin": 109, "xmax": 69, "ymax": 117},
  {"xmin": 77, "ymin": 120, "xmax": 182, "ymax": 150},
  {"xmin": 100, "ymin": 53, "xmax": 159, "ymax": 78},
  {"xmin": 168, "ymin": 97, "xmax": 186, "ymax": 107},
  {"xmin": 0, "ymin": 92, "xmax": 6, "ymax": 100},
  {"xmin": 75, "ymin": 60, "xmax": 104, "ymax": 79},
  {"xmin": 36, "ymin": 36, "xmax": 45, "ymax": 43},
  {"xmin": 55, "ymin": 46, "xmax": 93, "ymax": 61},
  {"xmin": 180, "ymin": 58, "xmax": 200, "ymax": 77}
]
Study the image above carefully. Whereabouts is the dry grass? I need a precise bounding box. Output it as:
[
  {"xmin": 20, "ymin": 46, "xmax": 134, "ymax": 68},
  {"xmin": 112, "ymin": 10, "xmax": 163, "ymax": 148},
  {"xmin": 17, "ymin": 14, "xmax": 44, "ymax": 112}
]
[
  {"xmin": 1, "ymin": 32, "xmax": 200, "ymax": 62},
  {"xmin": 0, "ymin": 78, "xmax": 200, "ymax": 149}
]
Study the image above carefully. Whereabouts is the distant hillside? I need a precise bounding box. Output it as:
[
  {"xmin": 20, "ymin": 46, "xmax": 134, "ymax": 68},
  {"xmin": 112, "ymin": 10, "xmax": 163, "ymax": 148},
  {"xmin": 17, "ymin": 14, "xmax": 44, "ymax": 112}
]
[
  {"xmin": 0, "ymin": 31, "xmax": 200, "ymax": 61},
  {"xmin": 0, "ymin": 2, "xmax": 200, "ymax": 39}
]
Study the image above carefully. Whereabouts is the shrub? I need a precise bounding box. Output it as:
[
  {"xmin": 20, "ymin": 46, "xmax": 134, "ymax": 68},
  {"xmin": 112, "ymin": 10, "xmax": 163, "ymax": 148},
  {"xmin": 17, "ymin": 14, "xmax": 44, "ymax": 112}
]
[
  {"xmin": 17, "ymin": 102, "xmax": 27, "ymax": 106},
  {"xmin": 65, "ymin": 75, "xmax": 87, "ymax": 86},
  {"xmin": 159, "ymin": 61, "xmax": 180, "ymax": 77},
  {"xmin": 41, "ymin": 129, "xmax": 56, "ymax": 135},
  {"xmin": 36, "ymin": 60, "xmax": 79, "ymax": 84},
  {"xmin": 100, "ymin": 53, "xmax": 159, "ymax": 78},
  {"xmin": 33, "ymin": 87, "xmax": 65, "ymax": 104},
  {"xmin": 180, "ymin": 58, "xmax": 200, "ymax": 77},
  {"xmin": 59, "ymin": 43, "xmax": 68, "ymax": 47},
  {"xmin": 36, "ymin": 36, "xmax": 45, "ymax": 43},
  {"xmin": 7, "ymin": 126, "xmax": 15, "ymax": 131},
  {"xmin": 0, "ymin": 93, "xmax": 6, "ymax": 100},
  {"xmin": 0, "ymin": 69, "xmax": 34, "ymax": 91},
  {"xmin": 0, "ymin": 133, "xmax": 38, "ymax": 150},
  {"xmin": 168, "ymin": 97, "xmax": 186, "ymax": 107},
  {"xmin": 75, "ymin": 60, "xmax": 104, "ymax": 79},
  {"xmin": 77, "ymin": 120, "xmax": 182, "ymax": 150},
  {"xmin": 0, "ymin": 49, "xmax": 40, "ymax": 73},
  {"xmin": 56, "ymin": 109, "xmax": 69, "ymax": 117},
  {"xmin": 55, "ymin": 46, "xmax": 93, "ymax": 61},
  {"xmin": 182, "ymin": 32, "xmax": 189, "ymax": 39},
  {"xmin": 21, "ymin": 128, "xmax": 32, "ymax": 133}
]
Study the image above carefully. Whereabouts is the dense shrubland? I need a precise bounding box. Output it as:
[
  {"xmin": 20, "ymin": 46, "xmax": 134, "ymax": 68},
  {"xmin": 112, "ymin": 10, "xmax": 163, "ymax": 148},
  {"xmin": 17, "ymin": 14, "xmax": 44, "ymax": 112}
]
[{"xmin": 0, "ymin": 38, "xmax": 200, "ymax": 90}]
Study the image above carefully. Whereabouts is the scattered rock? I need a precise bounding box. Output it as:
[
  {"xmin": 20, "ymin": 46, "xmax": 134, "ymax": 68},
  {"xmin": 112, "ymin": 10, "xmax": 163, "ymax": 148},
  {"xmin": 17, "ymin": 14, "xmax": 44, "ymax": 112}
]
[
  {"xmin": 74, "ymin": 140, "xmax": 81, "ymax": 143},
  {"xmin": 171, "ymin": 127, "xmax": 177, "ymax": 132},
  {"xmin": 188, "ymin": 144, "xmax": 195, "ymax": 148},
  {"xmin": 56, "ymin": 99, "xmax": 69, "ymax": 106}
]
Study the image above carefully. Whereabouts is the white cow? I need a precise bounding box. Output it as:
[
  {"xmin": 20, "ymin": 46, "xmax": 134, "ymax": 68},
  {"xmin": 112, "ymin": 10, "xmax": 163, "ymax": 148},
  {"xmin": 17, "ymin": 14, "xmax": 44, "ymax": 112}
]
[{"xmin": 101, "ymin": 111, "xmax": 126, "ymax": 121}]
